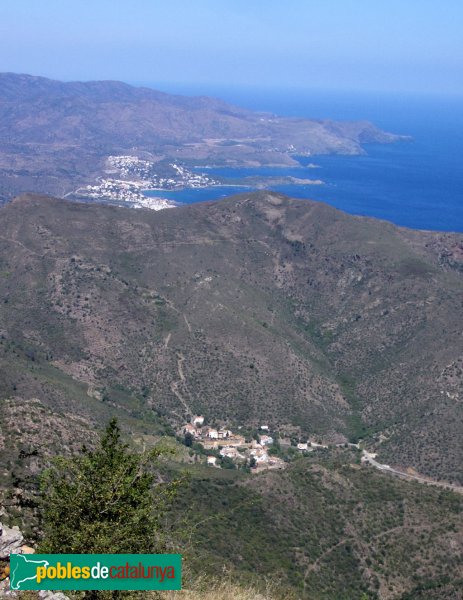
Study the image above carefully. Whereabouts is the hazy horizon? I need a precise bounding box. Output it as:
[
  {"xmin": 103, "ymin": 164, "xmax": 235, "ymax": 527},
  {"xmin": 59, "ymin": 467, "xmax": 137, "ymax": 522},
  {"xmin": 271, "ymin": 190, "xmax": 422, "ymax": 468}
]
[{"xmin": 1, "ymin": 0, "xmax": 462, "ymax": 96}]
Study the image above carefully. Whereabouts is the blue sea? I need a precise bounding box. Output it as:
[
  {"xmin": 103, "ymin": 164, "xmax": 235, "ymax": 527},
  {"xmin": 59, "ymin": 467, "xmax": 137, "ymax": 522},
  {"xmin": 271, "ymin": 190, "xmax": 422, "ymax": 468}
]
[{"xmin": 145, "ymin": 87, "xmax": 463, "ymax": 232}]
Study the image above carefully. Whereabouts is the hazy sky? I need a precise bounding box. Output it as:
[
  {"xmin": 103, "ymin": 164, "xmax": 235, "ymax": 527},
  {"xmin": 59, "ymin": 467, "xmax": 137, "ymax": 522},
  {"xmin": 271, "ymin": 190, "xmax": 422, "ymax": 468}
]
[{"xmin": 1, "ymin": 0, "xmax": 462, "ymax": 94}]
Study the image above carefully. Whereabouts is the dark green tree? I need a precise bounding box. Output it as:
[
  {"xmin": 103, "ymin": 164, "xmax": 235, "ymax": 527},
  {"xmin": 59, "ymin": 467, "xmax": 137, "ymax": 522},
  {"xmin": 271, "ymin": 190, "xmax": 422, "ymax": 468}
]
[{"xmin": 39, "ymin": 418, "xmax": 179, "ymax": 556}]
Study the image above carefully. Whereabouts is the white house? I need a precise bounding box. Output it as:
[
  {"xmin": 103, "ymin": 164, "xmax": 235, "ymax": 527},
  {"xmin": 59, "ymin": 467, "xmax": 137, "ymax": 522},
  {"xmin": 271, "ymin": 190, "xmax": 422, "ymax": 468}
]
[
  {"xmin": 220, "ymin": 447, "xmax": 244, "ymax": 460},
  {"xmin": 207, "ymin": 429, "xmax": 219, "ymax": 439},
  {"xmin": 183, "ymin": 424, "xmax": 196, "ymax": 436},
  {"xmin": 252, "ymin": 450, "xmax": 269, "ymax": 464},
  {"xmin": 207, "ymin": 456, "xmax": 217, "ymax": 466},
  {"xmin": 297, "ymin": 442, "xmax": 308, "ymax": 451},
  {"xmin": 217, "ymin": 429, "xmax": 233, "ymax": 439},
  {"xmin": 193, "ymin": 415, "xmax": 205, "ymax": 426},
  {"xmin": 260, "ymin": 435, "xmax": 274, "ymax": 446},
  {"xmin": 260, "ymin": 425, "xmax": 269, "ymax": 431}
]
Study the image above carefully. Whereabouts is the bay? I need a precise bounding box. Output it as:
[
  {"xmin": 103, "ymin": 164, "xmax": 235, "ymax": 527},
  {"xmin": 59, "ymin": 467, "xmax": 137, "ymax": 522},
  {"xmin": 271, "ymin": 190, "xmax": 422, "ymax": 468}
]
[{"xmin": 145, "ymin": 88, "xmax": 463, "ymax": 232}]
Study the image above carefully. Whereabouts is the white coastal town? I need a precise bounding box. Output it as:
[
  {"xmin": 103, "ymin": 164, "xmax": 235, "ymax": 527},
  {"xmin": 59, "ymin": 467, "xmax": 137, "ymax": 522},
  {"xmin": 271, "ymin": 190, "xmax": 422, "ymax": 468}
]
[{"xmin": 71, "ymin": 155, "xmax": 218, "ymax": 210}]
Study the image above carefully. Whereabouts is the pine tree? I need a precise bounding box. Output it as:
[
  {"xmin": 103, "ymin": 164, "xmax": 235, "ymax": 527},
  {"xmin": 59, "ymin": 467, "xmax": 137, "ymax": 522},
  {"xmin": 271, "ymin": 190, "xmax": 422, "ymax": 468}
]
[{"xmin": 39, "ymin": 418, "xmax": 179, "ymax": 556}]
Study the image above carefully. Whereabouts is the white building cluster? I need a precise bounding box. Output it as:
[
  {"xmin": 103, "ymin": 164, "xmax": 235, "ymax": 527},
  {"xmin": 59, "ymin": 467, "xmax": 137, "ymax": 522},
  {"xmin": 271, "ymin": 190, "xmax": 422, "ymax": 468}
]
[
  {"xmin": 180, "ymin": 419, "xmax": 285, "ymax": 472},
  {"xmin": 74, "ymin": 155, "xmax": 218, "ymax": 210}
]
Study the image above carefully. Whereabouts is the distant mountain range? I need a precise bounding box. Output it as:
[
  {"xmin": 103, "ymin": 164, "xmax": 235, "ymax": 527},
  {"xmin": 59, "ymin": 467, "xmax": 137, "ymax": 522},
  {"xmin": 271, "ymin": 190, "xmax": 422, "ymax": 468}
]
[
  {"xmin": 0, "ymin": 73, "xmax": 406, "ymax": 202},
  {"xmin": 1, "ymin": 191, "xmax": 461, "ymax": 484}
]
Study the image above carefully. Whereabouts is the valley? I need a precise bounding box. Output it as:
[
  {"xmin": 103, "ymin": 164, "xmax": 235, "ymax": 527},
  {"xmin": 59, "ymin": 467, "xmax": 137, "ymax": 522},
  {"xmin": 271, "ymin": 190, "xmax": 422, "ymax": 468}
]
[
  {"xmin": 1, "ymin": 3, "xmax": 462, "ymax": 598},
  {"xmin": 0, "ymin": 191, "xmax": 462, "ymax": 598},
  {"xmin": 0, "ymin": 191, "xmax": 461, "ymax": 485}
]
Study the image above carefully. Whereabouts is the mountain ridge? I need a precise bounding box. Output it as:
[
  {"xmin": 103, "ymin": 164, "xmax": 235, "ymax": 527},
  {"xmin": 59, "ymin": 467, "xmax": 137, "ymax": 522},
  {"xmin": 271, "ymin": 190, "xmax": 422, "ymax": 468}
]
[
  {"xmin": 0, "ymin": 191, "xmax": 461, "ymax": 484},
  {"xmin": 0, "ymin": 72, "xmax": 405, "ymax": 203}
]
